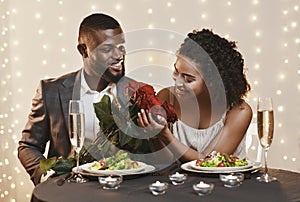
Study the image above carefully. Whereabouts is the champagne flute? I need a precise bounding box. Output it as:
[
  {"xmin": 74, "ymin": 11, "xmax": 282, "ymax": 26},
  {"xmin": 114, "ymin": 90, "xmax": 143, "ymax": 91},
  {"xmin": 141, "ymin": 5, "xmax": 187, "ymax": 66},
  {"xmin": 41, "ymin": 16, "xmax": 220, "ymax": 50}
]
[
  {"xmin": 256, "ymin": 97, "xmax": 277, "ymax": 183},
  {"xmin": 68, "ymin": 100, "xmax": 87, "ymax": 183}
]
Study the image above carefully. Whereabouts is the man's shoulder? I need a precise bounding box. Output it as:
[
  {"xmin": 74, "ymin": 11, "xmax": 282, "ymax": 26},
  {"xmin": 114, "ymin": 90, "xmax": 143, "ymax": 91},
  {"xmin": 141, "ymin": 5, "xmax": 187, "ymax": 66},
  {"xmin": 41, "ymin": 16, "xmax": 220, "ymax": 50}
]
[{"xmin": 41, "ymin": 69, "xmax": 80, "ymax": 86}]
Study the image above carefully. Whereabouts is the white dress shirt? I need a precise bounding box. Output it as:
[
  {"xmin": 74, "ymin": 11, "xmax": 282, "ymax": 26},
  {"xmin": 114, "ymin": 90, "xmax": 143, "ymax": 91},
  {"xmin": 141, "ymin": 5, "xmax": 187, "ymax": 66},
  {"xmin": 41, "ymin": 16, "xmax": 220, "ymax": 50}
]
[{"xmin": 80, "ymin": 70, "xmax": 117, "ymax": 142}]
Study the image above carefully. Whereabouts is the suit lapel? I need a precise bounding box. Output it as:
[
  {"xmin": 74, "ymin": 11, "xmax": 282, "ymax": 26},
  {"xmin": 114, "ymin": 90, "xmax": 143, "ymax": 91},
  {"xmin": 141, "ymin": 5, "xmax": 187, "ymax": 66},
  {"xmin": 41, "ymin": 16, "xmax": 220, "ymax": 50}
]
[{"xmin": 59, "ymin": 70, "xmax": 81, "ymax": 130}]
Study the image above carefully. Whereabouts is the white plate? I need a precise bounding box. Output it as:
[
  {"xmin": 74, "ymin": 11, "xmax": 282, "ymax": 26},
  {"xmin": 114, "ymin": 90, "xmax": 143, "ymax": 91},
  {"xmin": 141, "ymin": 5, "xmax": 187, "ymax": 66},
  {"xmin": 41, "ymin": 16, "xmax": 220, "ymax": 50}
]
[
  {"xmin": 181, "ymin": 160, "xmax": 261, "ymax": 174},
  {"xmin": 77, "ymin": 161, "xmax": 153, "ymax": 176}
]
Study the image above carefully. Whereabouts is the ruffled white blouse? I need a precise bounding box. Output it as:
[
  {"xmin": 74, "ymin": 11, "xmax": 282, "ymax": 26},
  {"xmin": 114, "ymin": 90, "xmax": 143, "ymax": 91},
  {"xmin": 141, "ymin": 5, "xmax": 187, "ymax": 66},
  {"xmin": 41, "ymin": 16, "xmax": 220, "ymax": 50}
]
[{"xmin": 172, "ymin": 113, "xmax": 247, "ymax": 159}]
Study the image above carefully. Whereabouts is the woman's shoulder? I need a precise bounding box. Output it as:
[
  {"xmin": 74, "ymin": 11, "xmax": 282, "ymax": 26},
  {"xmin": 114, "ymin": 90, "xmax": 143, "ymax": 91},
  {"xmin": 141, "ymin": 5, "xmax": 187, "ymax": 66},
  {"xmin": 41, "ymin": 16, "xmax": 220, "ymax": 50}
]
[
  {"xmin": 234, "ymin": 101, "xmax": 252, "ymax": 113},
  {"xmin": 226, "ymin": 101, "xmax": 253, "ymax": 124}
]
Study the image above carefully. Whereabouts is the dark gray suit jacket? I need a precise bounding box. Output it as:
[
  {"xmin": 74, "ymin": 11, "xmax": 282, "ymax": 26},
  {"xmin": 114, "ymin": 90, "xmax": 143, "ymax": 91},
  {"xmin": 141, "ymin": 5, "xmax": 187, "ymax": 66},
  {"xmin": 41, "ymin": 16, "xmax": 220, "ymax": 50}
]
[
  {"xmin": 18, "ymin": 70, "xmax": 79, "ymax": 185},
  {"xmin": 18, "ymin": 69, "xmax": 134, "ymax": 185}
]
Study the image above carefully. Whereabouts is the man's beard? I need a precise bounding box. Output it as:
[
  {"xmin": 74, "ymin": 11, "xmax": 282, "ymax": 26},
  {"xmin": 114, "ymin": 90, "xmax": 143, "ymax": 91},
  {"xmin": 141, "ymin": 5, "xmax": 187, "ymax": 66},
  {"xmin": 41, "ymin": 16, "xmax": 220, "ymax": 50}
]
[{"xmin": 102, "ymin": 63, "xmax": 125, "ymax": 83}]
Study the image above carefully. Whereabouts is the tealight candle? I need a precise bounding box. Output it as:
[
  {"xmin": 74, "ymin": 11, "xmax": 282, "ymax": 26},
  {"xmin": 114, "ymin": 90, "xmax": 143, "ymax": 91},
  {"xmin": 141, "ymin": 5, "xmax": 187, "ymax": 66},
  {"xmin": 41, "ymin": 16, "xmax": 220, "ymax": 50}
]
[
  {"xmin": 169, "ymin": 172, "xmax": 187, "ymax": 185},
  {"xmin": 149, "ymin": 181, "xmax": 168, "ymax": 195},
  {"xmin": 226, "ymin": 175, "xmax": 238, "ymax": 180},
  {"xmin": 219, "ymin": 173, "xmax": 244, "ymax": 188},
  {"xmin": 153, "ymin": 181, "xmax": 164, "ymax": 186},
  {"xmin": 193, "ymin": 181, "xmax": 214, "ymax": 196},
  {"xmin": 196, "ymin": 181, "xmax": 210, "ymax": 188},
  {"xmin": 173, "ymin": 172, "xmax": 183, "ymax": 178},
  {"xmin": 98, "ymin": 175, "xmax": 123, "ymax": 190},
  {"xmin": 105, "ymin": 176, "xmax": 117, "ymax": 182},
  {"xmin": 151, "ymin": 181, "xmax": 166, "ymax": 190}
]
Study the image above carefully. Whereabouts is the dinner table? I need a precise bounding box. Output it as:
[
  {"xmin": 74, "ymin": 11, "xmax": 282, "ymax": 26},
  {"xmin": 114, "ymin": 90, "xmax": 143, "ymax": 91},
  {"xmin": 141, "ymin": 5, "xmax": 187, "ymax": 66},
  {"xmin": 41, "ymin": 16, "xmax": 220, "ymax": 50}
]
[{"xmin": 31, "ymin": 162, "xmax": 300, "ymax": 202}]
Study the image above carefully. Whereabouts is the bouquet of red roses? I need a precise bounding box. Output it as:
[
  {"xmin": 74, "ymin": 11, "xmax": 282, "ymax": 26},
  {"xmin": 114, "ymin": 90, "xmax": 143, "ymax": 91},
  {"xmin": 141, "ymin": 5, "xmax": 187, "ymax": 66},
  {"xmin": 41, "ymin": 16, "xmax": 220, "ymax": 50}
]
[
  {"xmin": 91, "ymin": 80, "xmax": 178, "ymax": 155},
  {"xmin": 40, "ymin": 80, "xmax": 177, "ymax": 175}
]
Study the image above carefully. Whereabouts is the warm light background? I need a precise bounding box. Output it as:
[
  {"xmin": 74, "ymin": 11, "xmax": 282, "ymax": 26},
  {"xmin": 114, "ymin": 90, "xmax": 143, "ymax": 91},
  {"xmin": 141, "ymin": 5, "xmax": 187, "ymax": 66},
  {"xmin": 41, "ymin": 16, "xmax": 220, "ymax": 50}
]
[{"xmin": 1, "ymin": 0, "xmax": 299, "ymax": 201}]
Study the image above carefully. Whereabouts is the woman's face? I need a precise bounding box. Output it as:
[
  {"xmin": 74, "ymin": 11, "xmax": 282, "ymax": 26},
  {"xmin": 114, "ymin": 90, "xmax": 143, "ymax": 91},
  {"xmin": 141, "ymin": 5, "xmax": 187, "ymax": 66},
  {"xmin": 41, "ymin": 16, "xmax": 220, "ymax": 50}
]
[{"xmin": 172, "ymin": 56, "xmax": 206, "ymax": 100}]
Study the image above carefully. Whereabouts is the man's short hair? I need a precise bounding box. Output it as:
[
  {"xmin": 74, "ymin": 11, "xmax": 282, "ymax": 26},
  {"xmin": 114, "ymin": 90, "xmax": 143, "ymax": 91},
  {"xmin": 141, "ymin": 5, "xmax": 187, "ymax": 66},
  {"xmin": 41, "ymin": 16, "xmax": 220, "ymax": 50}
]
[{"xmin": 78, "ymin": 13, "xmax": 120, "ymax": 43}]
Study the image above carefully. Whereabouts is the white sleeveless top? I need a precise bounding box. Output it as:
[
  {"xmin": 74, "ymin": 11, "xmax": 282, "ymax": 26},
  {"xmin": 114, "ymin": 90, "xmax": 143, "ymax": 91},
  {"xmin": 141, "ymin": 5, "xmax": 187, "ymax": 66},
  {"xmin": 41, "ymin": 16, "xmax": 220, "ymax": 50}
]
[{"xmin": 172, "ymin": 112, "xmax": 247, "ymax": 159}]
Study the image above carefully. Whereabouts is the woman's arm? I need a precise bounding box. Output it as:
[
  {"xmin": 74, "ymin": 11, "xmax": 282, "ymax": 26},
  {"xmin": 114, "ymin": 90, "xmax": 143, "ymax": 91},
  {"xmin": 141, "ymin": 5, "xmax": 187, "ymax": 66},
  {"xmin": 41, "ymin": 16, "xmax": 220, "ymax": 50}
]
[
  {"xmin": 137, "ymin": 109, "xmax": 205, "ymax": 162},
  {"xmin": 202, "ymin": 102, "xmax": 253, "ymax": 156},
  {"xmin": 139, "ymin": 87, "xmax": 253, "ymax": 162},
  {"xmin": 156, "ymin": 87, "xmax": 203, "ymax": 161}
]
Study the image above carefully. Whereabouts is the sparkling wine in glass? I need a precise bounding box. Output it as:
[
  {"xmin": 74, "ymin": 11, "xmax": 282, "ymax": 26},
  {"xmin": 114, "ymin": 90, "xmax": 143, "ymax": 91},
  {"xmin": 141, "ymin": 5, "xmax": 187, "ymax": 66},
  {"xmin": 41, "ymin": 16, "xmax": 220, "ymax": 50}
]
[
  {"xmin": 68, "ymin": 100, "xmax": 87, "ymax": 183},
  {"xmin": 256, "ymin": 97, "xmax": 277, "ymax": 183}
]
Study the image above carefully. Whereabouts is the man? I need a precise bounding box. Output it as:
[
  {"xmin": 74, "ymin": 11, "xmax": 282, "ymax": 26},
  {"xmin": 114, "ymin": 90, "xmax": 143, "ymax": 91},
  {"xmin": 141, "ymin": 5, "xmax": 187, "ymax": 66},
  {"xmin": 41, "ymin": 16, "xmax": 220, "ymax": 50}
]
[{"xmin": 18, "ymin": 13, "xmax": 128, "ymax": 185}]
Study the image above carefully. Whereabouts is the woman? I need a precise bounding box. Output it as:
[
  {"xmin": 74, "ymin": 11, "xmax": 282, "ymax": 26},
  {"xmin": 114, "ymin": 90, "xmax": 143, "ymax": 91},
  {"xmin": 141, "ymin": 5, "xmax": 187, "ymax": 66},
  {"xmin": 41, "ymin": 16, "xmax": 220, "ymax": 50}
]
[{"xmin": 138, "ymin": 29, "xmax": 252, "ymax": 162}]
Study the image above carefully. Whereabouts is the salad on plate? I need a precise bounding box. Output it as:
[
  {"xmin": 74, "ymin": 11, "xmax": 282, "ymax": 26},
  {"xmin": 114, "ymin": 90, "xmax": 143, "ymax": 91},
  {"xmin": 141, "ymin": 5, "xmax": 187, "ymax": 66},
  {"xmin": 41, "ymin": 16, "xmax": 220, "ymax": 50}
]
[
  {"xmin": 89, "ymin": 150, "xmax": 141, "ymax": 171},
  {"xmin": 76, "ymin": 151, "xmax": 157, "ymax": 176},
  {"xmin": 195, "ymin": 151, "xmax": 248, "ymax": 168},
  {"xmin": 189, "ymin": 151, "xmax": 253, "ymax": 172}
]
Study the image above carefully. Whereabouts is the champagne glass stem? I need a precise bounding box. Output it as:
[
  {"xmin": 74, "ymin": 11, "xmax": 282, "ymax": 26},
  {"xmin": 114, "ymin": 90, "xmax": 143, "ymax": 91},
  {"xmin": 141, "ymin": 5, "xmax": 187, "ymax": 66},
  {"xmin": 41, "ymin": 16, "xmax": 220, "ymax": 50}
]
[
  {"xmin": 76, "ymin": 153, "xmax": 80, "ymax": 174},
  {"xmin": 263, "ymin": 149, "xmax": 269, "ymax": 175}
]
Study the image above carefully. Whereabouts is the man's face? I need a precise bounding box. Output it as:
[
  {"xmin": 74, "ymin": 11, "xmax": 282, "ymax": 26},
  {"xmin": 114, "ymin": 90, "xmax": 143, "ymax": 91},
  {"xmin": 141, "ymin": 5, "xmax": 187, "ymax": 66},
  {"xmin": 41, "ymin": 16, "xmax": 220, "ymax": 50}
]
[{"xmin": 84, "ymin": 28, "xmax": 126, "ymax": 83}]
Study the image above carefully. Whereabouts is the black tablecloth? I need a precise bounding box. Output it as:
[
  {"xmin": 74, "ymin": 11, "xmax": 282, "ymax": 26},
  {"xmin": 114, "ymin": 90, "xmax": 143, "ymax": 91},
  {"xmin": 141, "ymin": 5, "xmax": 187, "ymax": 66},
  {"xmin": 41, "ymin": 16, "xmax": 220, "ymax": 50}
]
[{"xmin": 32, "ymin": 167, "xmax": 300, "ymax": 202}]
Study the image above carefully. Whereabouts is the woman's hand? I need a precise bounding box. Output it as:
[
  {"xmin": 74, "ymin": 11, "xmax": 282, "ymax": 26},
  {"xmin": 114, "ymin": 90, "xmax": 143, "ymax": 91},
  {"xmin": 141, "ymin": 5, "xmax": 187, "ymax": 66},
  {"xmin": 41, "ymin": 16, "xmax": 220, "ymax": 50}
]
[{"xmin": 137, "ymin": 109, "xmax": 168, "ymax": 135}]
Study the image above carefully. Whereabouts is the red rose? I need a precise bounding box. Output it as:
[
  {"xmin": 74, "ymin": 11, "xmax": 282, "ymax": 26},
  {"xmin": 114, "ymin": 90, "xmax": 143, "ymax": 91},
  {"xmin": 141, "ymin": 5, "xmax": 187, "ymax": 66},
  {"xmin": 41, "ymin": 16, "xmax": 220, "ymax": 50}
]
[
  {"xmin": 136, "ymin": 84, "xmax": 155, "ymax": 96},
  {"xmin": 125, "ymin": 81, "xmax": 156, "ymax": 101},
  {"xmin": 135, "ymin": 84, "xmax": 156, "ymax": 104},
  {"xmin": 125, "ymin": 80, "xmax": 141, "ymax": 100},
  {"xmin": 125, "ymin": 81, "xmax": 178, "ymax": 123},
  {"xmin": 162, "ymin": 101, "xmax": 178, "ymax": 123}
]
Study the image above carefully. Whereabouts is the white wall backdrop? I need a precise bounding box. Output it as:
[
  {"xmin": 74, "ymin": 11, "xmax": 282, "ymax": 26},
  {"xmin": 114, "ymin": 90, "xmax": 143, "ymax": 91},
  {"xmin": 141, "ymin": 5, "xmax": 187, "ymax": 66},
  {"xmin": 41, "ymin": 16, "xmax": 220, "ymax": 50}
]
[{"xmin": 0, "ymin": 0, "xmax": 299, "ymax": 201}]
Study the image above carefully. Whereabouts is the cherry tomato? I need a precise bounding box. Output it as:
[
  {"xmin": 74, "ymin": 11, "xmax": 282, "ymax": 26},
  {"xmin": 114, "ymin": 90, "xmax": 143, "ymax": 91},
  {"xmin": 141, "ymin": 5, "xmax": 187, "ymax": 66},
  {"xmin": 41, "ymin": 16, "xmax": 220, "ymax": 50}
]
[
  {"xmin": 195, "ymin": 159, "xmax": 202, "ymax": 166},
  {"xmin": 131, "ymin": 161, "xmax": 139, "ymax": 166},
  {"xmin": 231, "ymin": 156, "xmax": 238, "ymax": 163},
  {"xmin": 99, "ymin": 159, "xmax": 106, "ymax": 167},
  {"xmin": 217, "ymin": 162, "xmax": 226, "ymax": 167}
]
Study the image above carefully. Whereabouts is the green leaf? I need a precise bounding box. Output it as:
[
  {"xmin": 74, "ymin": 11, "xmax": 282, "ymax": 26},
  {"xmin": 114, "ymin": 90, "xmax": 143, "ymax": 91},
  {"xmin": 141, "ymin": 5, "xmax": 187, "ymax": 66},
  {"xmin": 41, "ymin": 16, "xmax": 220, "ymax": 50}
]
[
  {"xmin": 93, "ymin": 95, "xmax": 114, "ymax": 130},
  {"xmin": 129, "ymin": 103, "xmax": 140, "ymax": 124},
  {"xmin": 40, "ymin": 157, "xmax": 57, "ymax": 175},
  {"xmin": 52, "ymin": 158, "xmax": 75, "ymax": 175},
  {"xmin": 95, "ymin": 94, "xmax": 111, "ymax": 114},
  {"xmin": 119, "ymin": 131, "xmax": 133, "ymax": 147}
]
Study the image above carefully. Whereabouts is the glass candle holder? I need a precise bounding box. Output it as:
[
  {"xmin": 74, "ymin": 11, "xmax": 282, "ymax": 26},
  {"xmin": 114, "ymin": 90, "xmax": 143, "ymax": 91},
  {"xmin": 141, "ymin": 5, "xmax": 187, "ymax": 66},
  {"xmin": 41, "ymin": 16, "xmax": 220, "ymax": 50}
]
[
  {"xmin": 149, "ymin": 181, "xmax": 168, "ymax": 196},
  {"xmin": 193, "ymin": 181, "xmax": 214, "ymax": 196},
  {"xmin": 219, "ymin": 172, "xmax": 244, "ymax": 188},
  {"xmin": 169, "ymin": 172, "xmax": 187, "ymax": 185},
  {"xmin": 98, "ymin": 175, "xmax": 123, "ymax": 190}
]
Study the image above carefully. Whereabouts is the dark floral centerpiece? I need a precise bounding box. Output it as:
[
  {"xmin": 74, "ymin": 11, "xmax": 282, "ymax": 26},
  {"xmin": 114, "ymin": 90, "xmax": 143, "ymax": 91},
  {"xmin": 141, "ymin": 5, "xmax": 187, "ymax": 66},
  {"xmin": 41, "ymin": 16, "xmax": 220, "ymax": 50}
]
[{"xmin": 40, "ymin": 80, "xmax": 177, "ymax": 176}]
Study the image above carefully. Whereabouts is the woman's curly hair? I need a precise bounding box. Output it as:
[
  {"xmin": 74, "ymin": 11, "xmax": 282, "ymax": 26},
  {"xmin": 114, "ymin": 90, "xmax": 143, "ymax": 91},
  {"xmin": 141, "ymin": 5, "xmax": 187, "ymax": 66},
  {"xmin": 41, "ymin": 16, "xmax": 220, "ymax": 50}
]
[{"xmin": 178, "ymin": 29, "xmax": 251, "ymax": 108}]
